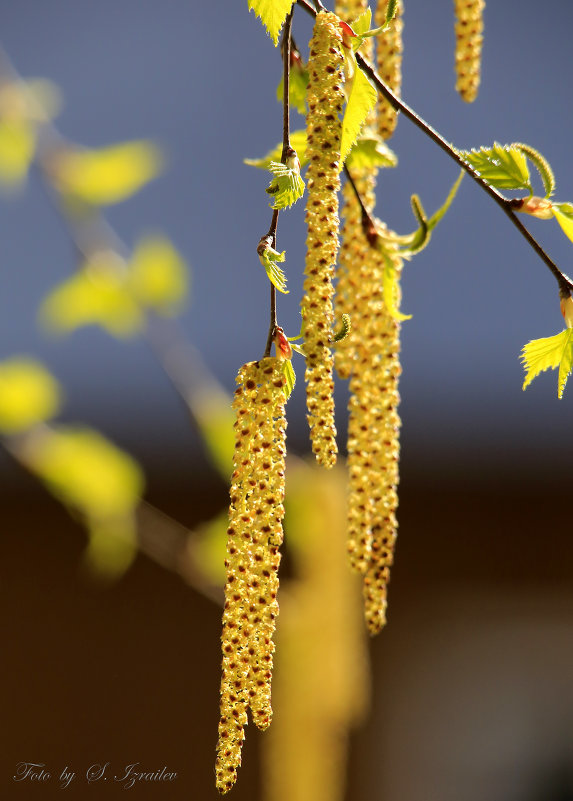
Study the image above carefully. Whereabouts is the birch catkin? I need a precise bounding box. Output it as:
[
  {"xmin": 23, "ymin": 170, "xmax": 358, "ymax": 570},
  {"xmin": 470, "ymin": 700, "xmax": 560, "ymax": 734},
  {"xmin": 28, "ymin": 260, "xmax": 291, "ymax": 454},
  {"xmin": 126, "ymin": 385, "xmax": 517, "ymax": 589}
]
[
  {"xmin": 345, "ymin": 222, "xmax": 403, "ymax": 634},
  {"xmin": 302, "ymin": 11, "xmax": 345, "ymax": 469},
  {"xmin": 454, "ymin": 0, "xmax": 485, "ymax": 102},
  {"xmin": 216, "ymin": 358, "xmax": 287, "ymax": 794},
  {"xmin": 375, "ymin": 0, "xmax": 404, "ymax": 139}
]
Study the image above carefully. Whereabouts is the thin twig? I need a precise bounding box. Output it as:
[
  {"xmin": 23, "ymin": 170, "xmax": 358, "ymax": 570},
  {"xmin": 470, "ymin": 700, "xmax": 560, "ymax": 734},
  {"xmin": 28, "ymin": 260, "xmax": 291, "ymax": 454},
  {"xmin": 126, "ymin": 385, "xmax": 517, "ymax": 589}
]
[
  {"xmin": 263, "ymin": 8, "xmax": 294, "ymax": 357},
  {"xmin": 295, "ymin": 0, "xmax": 573, "ymax": 296}
]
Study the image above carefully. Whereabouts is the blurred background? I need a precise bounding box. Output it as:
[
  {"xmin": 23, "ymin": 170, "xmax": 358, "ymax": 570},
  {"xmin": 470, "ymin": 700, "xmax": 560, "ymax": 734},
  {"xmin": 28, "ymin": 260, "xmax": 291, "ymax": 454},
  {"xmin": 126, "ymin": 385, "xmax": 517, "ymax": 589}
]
[{"xmin": 1, "ymin": 0, "xmax": 572, "ymax": 799}]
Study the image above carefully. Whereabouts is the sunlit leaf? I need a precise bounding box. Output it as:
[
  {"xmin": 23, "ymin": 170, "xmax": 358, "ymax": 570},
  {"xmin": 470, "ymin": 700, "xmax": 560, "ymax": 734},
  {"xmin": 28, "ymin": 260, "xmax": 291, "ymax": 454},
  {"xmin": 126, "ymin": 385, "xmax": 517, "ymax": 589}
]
[
  {"xmin": 381, "ymin": 256, "xmax": 411, "ymax": 321},
  {"xmin": 552, "ymin": 202, "xmax": 573, "ymax": 245},
  {"xmin": 346, "ymin": 135, "xmax": 397, "ymax": 170},
  {"xmin": 282, "ymin": 359, "xmax": 296, "ymax": 400},
  {"xmin": 83, "ymin": 519, "xmax": 138, "ymax": 581},
  {"xmin": 521, "ymin": 328, "xmax": 573, "ymax": 398},
  {"xmin": 50, "ymin": 140, "xmax": 163, "ymax": 205},
  {"xmin": 351, "ymin": 8, "xmax": 372, "ymax": 36},
  {"xmin": 459, "ymin": 143, "xmax": 532, "ymax": 192},
  {"xmin": 247, "ymin": 0, "xmax": 293, "ymax": 46},
  {"xmin": 24, "ymin": 426, "xmax": 144, "ymax": 517},
  {"xmin": 245, "ymin": 129, "xmax": 307, "ymax": 170},
  {"xmin": 40, "ymin": 253, "xmax": 144, "ymax": 338},
  {"xmin": 193, "ymin": 510, "xmax": 228, "ymax": 586},
  {"xmin": 0, "ymin": 358, "xmax": 61, "ymax": 433},
  {"xmin": 340, "ymin": 64, "xmax": 377, "ymax": 167},
  {"xmin": 258, "ymin": 243, "xmax": 288, "ymax": 294},
  {"xmin": 191, "ymin": 389, "xmax": 235, "ymax": 478},
  {"xmin": 0, "ymin": 119, "xmax": 35, "ymax": 187},
  {"xmin": 266, "ymin": 160, "xmax": 305, "ymax": 209},
  {"xmin": 128, "ymin": 235, "xmax": 188, "ymax": 316}
]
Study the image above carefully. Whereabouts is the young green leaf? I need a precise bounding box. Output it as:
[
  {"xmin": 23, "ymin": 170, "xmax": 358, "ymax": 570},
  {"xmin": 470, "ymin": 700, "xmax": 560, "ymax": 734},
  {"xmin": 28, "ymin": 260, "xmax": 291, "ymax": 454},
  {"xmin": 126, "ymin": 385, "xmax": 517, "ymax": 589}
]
[
  {"xmin": 459, "ymin": 143, "xmax": 532, "ymax": 193},
  {"xmin": 400, "ymin": 170, "xmax": 464, "ymax": 256},
  {"xmin": 257, "ymin": 239, "xmax": 288, "ymax": 294},
  {"xmin": 346, "ymin": 135, "xmax": 397, "ymax": 170},
  {"xmin": 282, "ymin": 359, "xmax": 296, "ymax": 400},
  {"xmin": 247, "ymin": 0, "xmax": 293, "ymax": 46},
  {"xmin": 340, "ymin": 66, "xmax": 377, "ymax": 167},
  {"xmin": 351, "ymin": 8, "xmax": 372, "ymax": 36},
  {"xmin": 552, "ymin": 202, "xmax": 573, "ymax": 245},
  {"xmin": 245, "ymin": 129, "xmax": 307, "ymax": 170},
  {"xmin": 381, "ymin": 254, "xmax": 411, "ymax": 321},
  {"xmin": 512, "ymin": 142, "xmax": 555, "ymax": 198},
  {"xmin": 521, "ymin": 328, "xmax": 573, "ymax": 398},
  {"xmin": 266, "ymin": 159, "xmax": 305, "ymax": 209}
]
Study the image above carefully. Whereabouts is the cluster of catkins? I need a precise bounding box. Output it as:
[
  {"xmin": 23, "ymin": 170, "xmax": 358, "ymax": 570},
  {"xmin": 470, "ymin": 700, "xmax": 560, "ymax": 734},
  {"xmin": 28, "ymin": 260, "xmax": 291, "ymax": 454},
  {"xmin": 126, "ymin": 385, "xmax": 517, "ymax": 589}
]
[{"xmin": 217, "ymin": 0, "xmax": 486, "ymax": 790}]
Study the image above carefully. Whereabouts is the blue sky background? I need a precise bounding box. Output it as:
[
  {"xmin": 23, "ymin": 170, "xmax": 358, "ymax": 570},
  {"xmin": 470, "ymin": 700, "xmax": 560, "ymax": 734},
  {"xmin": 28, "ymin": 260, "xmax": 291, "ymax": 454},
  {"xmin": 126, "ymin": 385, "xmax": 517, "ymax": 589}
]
[{"xmin": 1, "ymin": 0, "xmax": 572, "ymax": 482}]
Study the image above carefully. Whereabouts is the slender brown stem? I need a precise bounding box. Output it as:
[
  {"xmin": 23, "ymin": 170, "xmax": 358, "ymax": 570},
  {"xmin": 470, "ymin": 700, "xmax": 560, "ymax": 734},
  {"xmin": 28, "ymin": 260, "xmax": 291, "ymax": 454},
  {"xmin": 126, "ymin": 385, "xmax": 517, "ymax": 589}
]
[
  {"xmin": 295, "ymin": 0, "xmax": 573, "ymax": 296},
  {"xmin": 263, "ymin": 9, "xmax": 294, "ymax": 357}
]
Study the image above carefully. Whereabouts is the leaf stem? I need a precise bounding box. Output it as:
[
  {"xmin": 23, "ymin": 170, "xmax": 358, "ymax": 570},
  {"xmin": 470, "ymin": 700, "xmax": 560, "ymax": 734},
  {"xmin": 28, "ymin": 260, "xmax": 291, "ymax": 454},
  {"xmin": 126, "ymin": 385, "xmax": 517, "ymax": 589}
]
[
  {"xmin": 263, "ymin": 8, "xmax": 294, "ymax": 357},
  {"xmin": 295, "ymin": 0, "xmax": 573, "ymax": 296}
]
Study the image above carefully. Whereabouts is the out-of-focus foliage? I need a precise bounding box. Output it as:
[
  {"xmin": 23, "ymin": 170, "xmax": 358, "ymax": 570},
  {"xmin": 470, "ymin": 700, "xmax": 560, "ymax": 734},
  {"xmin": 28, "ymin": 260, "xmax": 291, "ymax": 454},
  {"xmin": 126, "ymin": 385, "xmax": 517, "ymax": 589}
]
[
  {"xmin": 49, "ymin": 140, "xmax": 163, "ymax": 205},
  {"xmin": 19, "ymin": 425, "xmax": 144, "ymax": 579},
  {"xmin": 0, "ymin": 78, "xmax": 61, "ymax": 188},
  {"xmin": 0, "ymin": 358, "xmax": 61, "ymax": 433},
  {"xmin": 39, "ymin": 237, "xmax": 188, "ymax": 338}
]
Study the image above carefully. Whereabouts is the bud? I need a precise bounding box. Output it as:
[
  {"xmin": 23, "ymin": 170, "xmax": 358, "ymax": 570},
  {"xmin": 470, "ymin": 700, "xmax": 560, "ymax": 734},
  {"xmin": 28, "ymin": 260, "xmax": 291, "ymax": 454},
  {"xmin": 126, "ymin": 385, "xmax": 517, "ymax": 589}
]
[{"xmin": 561, "ymin": 294, "xmax": 573, "ymax": 328}]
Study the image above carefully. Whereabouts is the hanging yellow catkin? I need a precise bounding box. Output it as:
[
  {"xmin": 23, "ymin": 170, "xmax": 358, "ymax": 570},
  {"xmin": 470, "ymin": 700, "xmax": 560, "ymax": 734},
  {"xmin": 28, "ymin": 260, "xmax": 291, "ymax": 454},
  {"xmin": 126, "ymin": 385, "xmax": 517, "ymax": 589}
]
[
  {"xmin": 301, "ymin": 11, "xmax": 345, "ymax": 469},
  {"xmin": 216, "ymin": 357, "xmax": 287, "ymax": 794},
  {"xmin": 453, "ymin": 0, "xmax": 485, "ymax": 102},
  {"xmin": 375, "ymin": 0, "xmax": 404, "ymax": 139},
  {"xmin": 345, "ymin": 220, "xmax": 403, "ymax": 634},
  {"xmin": 334, "ymin": 0, "xmax": 377, "ymax": 382}
]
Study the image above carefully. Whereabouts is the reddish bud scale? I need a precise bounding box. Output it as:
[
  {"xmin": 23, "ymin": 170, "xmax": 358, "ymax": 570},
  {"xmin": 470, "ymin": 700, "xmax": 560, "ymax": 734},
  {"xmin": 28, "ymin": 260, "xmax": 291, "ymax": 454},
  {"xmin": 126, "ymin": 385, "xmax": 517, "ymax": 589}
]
[
  {"xmin": 454, "ymin": 0, "xmax": 485, "ymax": 103},
  {"xmin": 374, "ymin": 0, "xmax": 404, "ymax": 140},
  {"xmin": 301, "ymin": 11, "xmax": 346, "ymax": 469},
  {"xmin": 216, "ymin": 358, "xmax": 287, "ymax": 793}
]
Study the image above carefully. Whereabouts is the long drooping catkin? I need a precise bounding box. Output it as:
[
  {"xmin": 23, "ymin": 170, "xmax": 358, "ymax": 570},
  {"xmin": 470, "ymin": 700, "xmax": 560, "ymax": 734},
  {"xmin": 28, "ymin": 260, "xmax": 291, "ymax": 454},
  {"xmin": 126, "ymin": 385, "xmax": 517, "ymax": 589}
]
[
  {"xmin": 301, "ymin": 11, "xmax": 345, "ymax": 469},
  {"xmin": 344, "ymin": 221, "xmax": 403, "ymax": 634},
  {"xmin": 216, "ymin": 358, "xmax": 287, "ymax": 794},
  {"xmin": 454, "ymin": 0, "xmax": 485, "ymax": 102},
  {"xmin": 375, "ymin": 0, "xmax": 404, "ymax": 139}
]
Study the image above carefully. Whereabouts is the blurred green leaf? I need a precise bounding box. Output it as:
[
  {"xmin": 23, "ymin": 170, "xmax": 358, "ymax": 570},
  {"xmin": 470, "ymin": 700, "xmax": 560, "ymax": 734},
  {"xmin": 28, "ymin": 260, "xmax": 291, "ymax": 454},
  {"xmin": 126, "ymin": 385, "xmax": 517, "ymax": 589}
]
[
  {"xmin": 129, "ymin": 235, "xmax": 188, "ymax": 315},
  {"xmin": 51, "ymin": 140, "xmax": 163, "ymax": 205},
  {"xmin": 40, "ymin": 253, "xmax": 144, "ymax": 338},
  {"xmin": 0, "ymin": 358, "xmax": 61, "ymax": 433}
]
